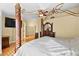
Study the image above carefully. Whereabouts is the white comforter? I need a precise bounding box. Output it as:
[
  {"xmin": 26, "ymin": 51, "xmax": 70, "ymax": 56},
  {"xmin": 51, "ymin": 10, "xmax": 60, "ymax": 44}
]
[{"xmin": 14, "ymin": 36, "xmax": 79, "ymax": 56}]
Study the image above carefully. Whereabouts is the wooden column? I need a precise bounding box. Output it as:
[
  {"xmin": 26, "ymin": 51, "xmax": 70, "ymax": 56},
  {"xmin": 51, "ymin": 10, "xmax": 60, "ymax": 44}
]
[
  {"xmin": 15, "ymin": 3, "xmax": 21, "ymax": 51},
  {"xmin": 51, "ymin": 23, "xmax": 53, "ymax": 32},
  {"xmin": 41, "ymin": 18, "xmax": 43, "ymax": 37}
]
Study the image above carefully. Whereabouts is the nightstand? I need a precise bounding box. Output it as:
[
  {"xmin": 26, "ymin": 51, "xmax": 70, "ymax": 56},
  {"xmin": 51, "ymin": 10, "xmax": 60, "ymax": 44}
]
[
  {"xmin": 2, "ymin": 36, "xmax": 9, "ymax": 49},
  {"xmin": 49, "ymin": 32, "xmax": 55, "ymax": 37},
  {"xmin": 35, "ymin": 33, "xmax": 38, "ymax": 39}
]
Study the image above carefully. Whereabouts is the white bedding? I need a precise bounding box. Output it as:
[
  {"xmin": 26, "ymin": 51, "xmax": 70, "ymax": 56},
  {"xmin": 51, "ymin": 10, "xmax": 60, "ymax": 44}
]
[{"xmin": 14, "ymin": 36, "xmax": 79, "ymax": 56}]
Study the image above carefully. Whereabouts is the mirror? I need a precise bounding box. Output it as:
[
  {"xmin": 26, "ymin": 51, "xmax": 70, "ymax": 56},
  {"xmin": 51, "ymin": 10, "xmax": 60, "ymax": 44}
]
[{"xmin": 44, "ymin": 22, "xmax": 52, "ymax": 31}]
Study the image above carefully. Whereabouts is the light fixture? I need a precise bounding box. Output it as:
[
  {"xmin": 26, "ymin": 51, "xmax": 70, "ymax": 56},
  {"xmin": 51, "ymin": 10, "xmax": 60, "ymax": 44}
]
[{"xmin": 39, "ymin": 14, "xmax": 43, "ymax": 17}]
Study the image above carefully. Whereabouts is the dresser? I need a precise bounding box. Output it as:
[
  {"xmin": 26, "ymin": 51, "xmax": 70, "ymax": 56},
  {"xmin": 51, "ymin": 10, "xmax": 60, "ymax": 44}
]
[{"xmin": 2, "ymin": 36, "xmax": 9, "ymax": 49}]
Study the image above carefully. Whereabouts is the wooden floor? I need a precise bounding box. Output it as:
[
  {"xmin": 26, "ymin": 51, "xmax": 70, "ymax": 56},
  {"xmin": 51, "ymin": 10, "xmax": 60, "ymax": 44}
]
[
  {"xmin": 2, "ymin": 35, "xmax": 35, "ymax": 56},
  {"xmin": 2, "ymin": 43, "xmax": 16, "ymax": 56}
]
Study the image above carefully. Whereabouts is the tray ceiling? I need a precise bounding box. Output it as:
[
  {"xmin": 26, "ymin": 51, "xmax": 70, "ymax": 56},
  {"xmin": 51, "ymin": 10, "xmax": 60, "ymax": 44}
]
[{"xmin": 0, "ymin": 3, "xmax": 79, "ymax": 19}]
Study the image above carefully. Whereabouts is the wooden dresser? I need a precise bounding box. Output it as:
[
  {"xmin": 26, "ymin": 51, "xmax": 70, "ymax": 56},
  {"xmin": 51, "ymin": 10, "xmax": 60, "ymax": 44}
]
[
  {"xmin": 40, "ymin": 31, "xmax": 55, "ymax": 37},
  {"xmin": 2, "ymin": 36, "xmax": 9, "ymax": 49}
]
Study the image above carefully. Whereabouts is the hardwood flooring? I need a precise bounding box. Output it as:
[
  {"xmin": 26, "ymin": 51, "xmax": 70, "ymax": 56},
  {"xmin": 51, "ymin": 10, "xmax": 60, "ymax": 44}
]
[
  {"xmin": 2, "ymin": 35, "xmax": 35, "ymax": 56},
  {"xmin": 2, "ymin": 43, "xmax": 16, "ymax": 56}
]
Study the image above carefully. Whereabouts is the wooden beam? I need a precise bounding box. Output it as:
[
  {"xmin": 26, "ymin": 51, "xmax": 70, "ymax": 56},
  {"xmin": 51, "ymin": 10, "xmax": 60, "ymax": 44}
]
[
  {"xmin": 15, "ymin": 3, "xmax": 21, "ymax": 51},
  {"xmin": 41, "ymin": 18, "xmax": 43, "ymax": 37}
]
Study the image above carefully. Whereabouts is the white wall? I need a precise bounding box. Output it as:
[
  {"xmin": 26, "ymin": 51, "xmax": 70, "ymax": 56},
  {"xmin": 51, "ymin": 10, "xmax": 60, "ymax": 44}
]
[
  {"xmin": 25, "ymin": 19, "xmax": 37, "ymax": 35},
  {"xmin": 44, "ymin": 15, "xmax": 79, "ymax": 38},
  {"xmin": 0, "ymin": 10, "xmax": 2, "ymax": 55},
  {"xmin": 2, "ymin": 14, "xmax": 16, "ymax": 44},
  {"xmin": 2, "ymin": 14, "xmax": 24, "ymax": 44}
]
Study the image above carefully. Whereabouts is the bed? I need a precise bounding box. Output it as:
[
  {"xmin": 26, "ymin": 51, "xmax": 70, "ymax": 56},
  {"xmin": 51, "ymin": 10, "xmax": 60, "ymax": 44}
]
[
  {"xmin": 14, "ymin": 36, "xmax": 79, "ymax": 56},
  {"xmin": 14, "ymin": 20, "xmax": 79, "ymax": 56}
]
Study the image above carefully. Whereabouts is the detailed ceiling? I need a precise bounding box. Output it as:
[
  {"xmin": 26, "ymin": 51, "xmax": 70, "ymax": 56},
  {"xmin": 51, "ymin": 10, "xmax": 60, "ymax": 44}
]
[{"xmin": 0, "ymin": 3, "xmax": 79, "ymax": 20}]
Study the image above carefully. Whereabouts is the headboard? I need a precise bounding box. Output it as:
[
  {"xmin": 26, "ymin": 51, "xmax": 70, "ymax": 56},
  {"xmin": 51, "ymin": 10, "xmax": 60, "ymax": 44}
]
[{"xmin": 40, "ymin": 22, "xmax": 55, "ymax": 37}]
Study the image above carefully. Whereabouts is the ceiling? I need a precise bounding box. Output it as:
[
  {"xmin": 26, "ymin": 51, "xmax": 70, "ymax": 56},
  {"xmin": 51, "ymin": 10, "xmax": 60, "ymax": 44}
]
[{"xmin": 0, "ymin": 3, "xmax": 79, "ymax": 20}]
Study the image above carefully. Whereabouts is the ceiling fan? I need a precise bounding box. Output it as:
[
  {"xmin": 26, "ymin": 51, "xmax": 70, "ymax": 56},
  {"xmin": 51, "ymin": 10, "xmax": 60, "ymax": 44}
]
[
  {"xmin": 38, "ymin": 3, "xmax": 79, "ymax": 19},
  {"xmin": 38, "ymin": 3, "xmax": 64, "ymax": 16},
  {"xmin": 22, "ymin": 3, "xmax": 79, "ymax": 19}
]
